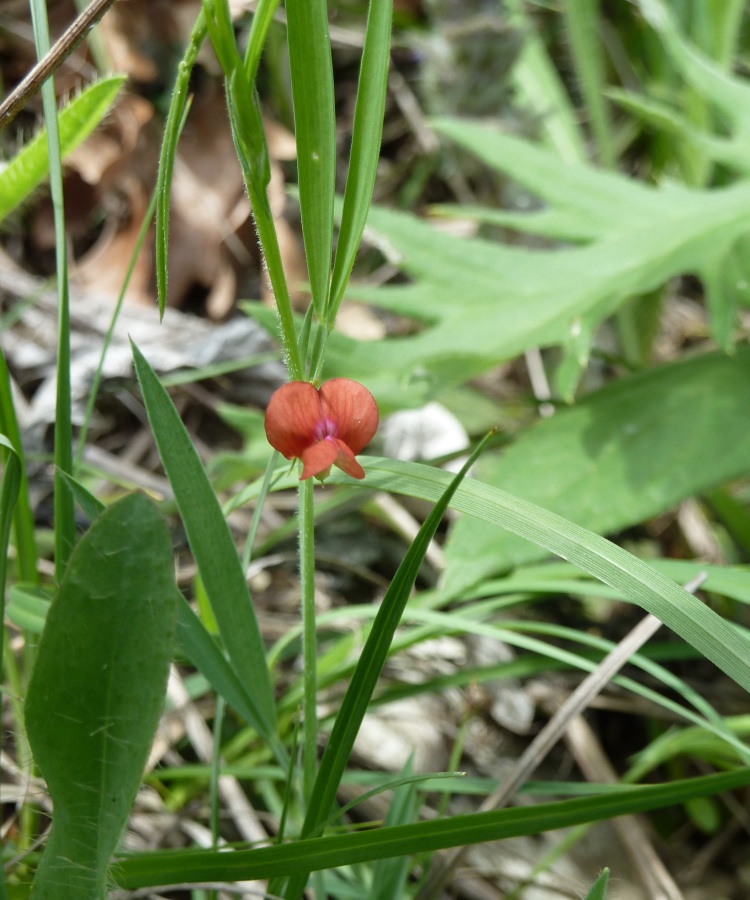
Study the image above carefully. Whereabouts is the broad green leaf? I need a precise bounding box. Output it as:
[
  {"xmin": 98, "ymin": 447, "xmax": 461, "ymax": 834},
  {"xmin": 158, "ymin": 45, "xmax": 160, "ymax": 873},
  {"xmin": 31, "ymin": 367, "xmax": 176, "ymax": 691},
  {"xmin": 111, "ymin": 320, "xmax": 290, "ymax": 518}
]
[
  {"xmin": 114, "ymin": 769, "xmax": 750, "ymax": 888},
  {"xmin": 25, "ymin": 493, "xmax": 175, "ymax": 900},
  {"xmin": 0, "ymin": 76, "xmax": 126, "ymax": 223},
  {"xmin": 131, "ymin": 341, "xmax": 277, "ymax": 740},
  {"xmin": 444, "ymin": 349, "xmax": 750, "ymax": 594}
]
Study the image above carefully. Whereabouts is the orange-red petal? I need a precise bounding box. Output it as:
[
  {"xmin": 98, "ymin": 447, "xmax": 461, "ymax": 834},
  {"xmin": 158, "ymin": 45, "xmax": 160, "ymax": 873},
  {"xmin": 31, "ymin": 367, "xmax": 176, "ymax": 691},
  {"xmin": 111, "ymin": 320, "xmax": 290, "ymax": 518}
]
[
  {"xmin": 264, "ymin": 381, "xmax": 323, "ymax": 459},
  {"xmin": 319, "ymin": 379, "xmax": 379, "ymax": 455},
  {"xmin": 331, "ymin": 439, "xmax": 366, "ymax": 479},
  {"xmin": 300, "ymin": 438, "xmax": 339, "ymax": 480}
]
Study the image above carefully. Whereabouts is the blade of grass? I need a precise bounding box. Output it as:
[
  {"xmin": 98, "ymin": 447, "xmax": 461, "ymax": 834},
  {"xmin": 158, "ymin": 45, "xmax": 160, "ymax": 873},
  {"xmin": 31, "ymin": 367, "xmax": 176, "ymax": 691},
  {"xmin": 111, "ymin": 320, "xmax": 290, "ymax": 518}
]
[
  {"xmin": 131, "ymin": 341, "xmax": 277, "ymax": 741},
  {"xmin": 203, "ymin": 0, "xmax": 302, "ymax": 379},
  {"xmin": 416, "ymin": 578, "xmax": 707, "ymax": 898},
  {"xmin": 29, "ymin": 0, "xmax": 75, "ymax": 581},
  {"xmin": 586, "ymin": 868, "xmax": 610, "ymax": 900},
  {"xmin": 562, "ymin": 0, "xmax": 615, "ymax": 168},
  {"xmin": 114, "ymin": 768, "xmax": 750, "ymax": 888},
  {"xmin": 74, "ymin": 186, "xmax": 158, "ymax": 472},
  {"xmin": 327, "ymin": 0, "xmax": 394, "ymax": 324},
  {"xmin": 350, "ymin": 458, "xmax": 750, "ymax": 697},
  {"xmin": 299, "ymin": 476, "xmax": 317, "ymax": 802},
  {"xmin": 155, "ymin": 10, "xmax": 208, "ymax": 319},
  {"xmin": 244, "ymin": 0, "xmax": 282, "ymax": 83},
  {"xmin": 285, "ymin": 0, "xmax": 335, "ymax": 321},
  {"xmin": 0, "ymin": 352, "xmax": 38, "ymax": 584},
  {"xmin": 0, "ymin": 435, "xmax": 21, "ymax": 679}
]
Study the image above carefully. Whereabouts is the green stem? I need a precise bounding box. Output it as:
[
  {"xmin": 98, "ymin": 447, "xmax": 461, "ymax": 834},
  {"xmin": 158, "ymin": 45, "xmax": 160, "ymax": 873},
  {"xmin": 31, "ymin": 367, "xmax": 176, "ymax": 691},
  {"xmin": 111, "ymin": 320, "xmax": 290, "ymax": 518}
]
[
  {"xmin": 0, "ymin": 352, "xmax": 38, "ymax": 584},
  {"xmin": 298, "ymin": 477, "xmax": 317, "ymax": 801},
  {"xmin": 30, "ymin": 0, "xmax": 75, "ymax": 580}
]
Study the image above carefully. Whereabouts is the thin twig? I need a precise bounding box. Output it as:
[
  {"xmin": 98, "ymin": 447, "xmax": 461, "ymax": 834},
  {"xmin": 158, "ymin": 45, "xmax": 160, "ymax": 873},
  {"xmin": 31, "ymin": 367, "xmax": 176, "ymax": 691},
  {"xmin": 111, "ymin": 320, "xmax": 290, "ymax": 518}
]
[
  {"xmin": 415, "ymin": 573, "xmax": 707, "ymax": 899},
  {"xmin": 0, "ymin": 0, "xmax": 119, "ymax": 131}
]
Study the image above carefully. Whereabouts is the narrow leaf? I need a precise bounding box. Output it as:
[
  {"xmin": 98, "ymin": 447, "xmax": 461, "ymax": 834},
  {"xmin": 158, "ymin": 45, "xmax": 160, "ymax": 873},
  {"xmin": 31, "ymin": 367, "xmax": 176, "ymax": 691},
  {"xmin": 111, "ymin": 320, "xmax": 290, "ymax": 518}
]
[
  {"xmin": 329, "ymin": 0, "xmax": 393, "ymax": 320},
  {"xmin": 115, "ymin": 769, "xmax": 750, "ymax": 888},
  {"xmin": 285, "ymin": 0, "xmax": 336, "ymax": 318},
  {"xmin": 131, "ymin": 340, "xmax": 277, "ymax": 739}
]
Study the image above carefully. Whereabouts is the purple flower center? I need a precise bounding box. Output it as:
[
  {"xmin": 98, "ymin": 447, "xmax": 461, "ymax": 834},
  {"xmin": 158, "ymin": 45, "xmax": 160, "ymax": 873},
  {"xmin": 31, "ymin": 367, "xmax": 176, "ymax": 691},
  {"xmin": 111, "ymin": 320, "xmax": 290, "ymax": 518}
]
[{"xmin": 313, "ymin": 417, "xmax": 338, "ymax": 441}]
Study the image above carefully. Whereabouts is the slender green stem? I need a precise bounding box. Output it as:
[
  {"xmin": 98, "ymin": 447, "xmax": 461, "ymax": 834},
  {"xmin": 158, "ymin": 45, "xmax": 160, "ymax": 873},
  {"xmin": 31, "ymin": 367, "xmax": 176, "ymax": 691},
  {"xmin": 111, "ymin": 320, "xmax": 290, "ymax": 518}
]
[
  {"xmin": 75, "ymin": 189, "xmax": 158, "ymax": 473},
  {"xmin": 0, "ymin": 352, "xmax": 38, "ymax": 584},
  {"xmin": 562, "ymin": 0, "xmax": 615, "ymax": 168},
  {"xmin": 298, "ymin": 477, "xmax": 317, "ymax": 801},
  {"xmin": 30, "ymin": 0, "xmax": 75, "ymax": 580},
  {"xmin": 208, "ymin": 694, "xmax": 226, "ymax": 900}
]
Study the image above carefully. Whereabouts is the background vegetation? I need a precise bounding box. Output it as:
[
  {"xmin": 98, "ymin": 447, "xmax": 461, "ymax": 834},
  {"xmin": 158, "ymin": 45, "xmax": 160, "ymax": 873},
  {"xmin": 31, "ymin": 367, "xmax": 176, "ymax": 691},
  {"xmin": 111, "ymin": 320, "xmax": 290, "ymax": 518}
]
[{"xmin": 1, "ymin": 0, "xmax": 750, "ymax": 898}]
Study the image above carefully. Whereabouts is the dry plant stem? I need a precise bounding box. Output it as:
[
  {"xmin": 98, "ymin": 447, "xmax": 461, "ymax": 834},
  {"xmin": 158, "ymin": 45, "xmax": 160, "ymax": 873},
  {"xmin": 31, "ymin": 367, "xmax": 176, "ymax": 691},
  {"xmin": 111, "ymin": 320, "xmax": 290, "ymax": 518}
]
[
  {"xmin": 415, "ymin": 573, "xmax": 707, "ymax": 899},
  {"xmin": 0, "ymin": 0, "xmax": 118, "ymax": 130},
  {"xmin": 563, "ymin": 715, "xmax": 685, "ymax": 900}
]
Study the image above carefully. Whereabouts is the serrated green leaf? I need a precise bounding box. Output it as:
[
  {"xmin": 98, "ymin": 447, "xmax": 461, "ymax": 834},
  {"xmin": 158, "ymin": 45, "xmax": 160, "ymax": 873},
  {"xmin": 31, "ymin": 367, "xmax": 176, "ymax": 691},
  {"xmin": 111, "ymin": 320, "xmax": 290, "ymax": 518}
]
[{"xmin": 319, "ymin": 176, "xmax": 750, "ymax": 406}]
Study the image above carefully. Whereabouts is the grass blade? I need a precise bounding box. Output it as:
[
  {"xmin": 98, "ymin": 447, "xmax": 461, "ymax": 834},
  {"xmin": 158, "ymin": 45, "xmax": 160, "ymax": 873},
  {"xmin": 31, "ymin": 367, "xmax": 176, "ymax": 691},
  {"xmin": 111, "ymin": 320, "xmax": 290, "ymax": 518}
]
[
  {"xmin": 0, "ymin": 352, "xmax": 38, "ymax": 584},
  {"xmin": 328, "ymin": 0, "xmax": 393, "ymax": 322},
  {"xmin": 0, "ymin": 434, "xmax": 21, "ymax": 680},
  {"xmin": 131, "ymin": 340, "xmax": 277, "ymax": 740},
  {"xmin": 155, "ymin": 11, "xmax": 208, "ymax": 318},
  {"xmin": 115, "ymin": 768, "xmax": 750, "ymax": 887},
  {"xmin": 30, "ymin": 0, "xmax": 75, "ymax": 580},
  {"xmin": 285, "ymin": 0, "xmax": 336, "ymax": 319}
]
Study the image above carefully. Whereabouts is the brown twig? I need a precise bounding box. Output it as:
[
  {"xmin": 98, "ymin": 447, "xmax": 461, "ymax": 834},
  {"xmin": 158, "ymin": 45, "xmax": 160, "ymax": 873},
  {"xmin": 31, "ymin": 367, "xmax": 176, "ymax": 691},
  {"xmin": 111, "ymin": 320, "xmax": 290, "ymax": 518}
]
[{"xmin": 0, "ymin": 0, "xmax": 119, "ymax": 131}]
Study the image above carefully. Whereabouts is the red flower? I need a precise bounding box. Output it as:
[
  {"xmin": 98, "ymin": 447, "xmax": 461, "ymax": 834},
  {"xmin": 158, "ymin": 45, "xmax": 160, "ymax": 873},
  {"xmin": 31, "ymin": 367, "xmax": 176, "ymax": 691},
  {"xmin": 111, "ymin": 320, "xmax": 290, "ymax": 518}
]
[{"xmin": 264, "ymin": 378, "xmax": 379, "ymax": 481}]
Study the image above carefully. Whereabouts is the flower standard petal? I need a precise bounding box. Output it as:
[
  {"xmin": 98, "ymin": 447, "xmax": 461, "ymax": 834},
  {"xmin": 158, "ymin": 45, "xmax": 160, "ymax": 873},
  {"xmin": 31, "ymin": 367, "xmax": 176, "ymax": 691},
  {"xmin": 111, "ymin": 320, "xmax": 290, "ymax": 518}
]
[
  {"xmin": 319, "ymin": 378, "xmax": 379, "ymax": 454},
  {"xmin": 264, "ymin": 382, "xmax": 323, "ymax": 460},
  {"xmin": 300, "ymin": 438, "xmax": 339, "ymax": 480}
]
